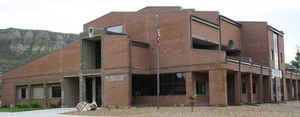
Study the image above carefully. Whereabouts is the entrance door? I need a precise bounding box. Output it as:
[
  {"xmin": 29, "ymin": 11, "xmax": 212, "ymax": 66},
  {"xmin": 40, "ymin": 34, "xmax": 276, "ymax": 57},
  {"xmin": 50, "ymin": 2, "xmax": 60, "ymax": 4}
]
[
  {"xmin": 85, "ymin": 77, "xmax": 101, "ymax": 106},
  {"xmin": 227, "ymin": 73, "xmax": 235, "ymax": 105}
]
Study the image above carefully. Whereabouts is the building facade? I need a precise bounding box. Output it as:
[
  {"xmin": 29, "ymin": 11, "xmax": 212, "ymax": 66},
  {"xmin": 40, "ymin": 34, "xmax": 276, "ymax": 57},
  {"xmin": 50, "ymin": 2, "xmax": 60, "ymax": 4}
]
[{"xmin": 1, "ymin": 6, "xmax": 300, "ymax": 107}]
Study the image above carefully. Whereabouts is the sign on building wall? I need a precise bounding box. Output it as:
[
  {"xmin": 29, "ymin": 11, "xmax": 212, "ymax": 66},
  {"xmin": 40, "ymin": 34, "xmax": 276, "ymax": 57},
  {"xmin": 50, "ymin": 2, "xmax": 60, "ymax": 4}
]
[
  {"xmin": 272, "ymin": 69, "xmax": 282, "ymax": 78},
  {"xmin": 105, "ymin": 75, "xmax": 125, "ymax": 82}
]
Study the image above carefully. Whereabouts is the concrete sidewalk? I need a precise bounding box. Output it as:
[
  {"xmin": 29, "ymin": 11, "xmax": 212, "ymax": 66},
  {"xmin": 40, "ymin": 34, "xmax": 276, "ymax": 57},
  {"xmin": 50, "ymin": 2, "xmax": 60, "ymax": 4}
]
[{"xmin": 0, "ymin": 108, "xmax": 85, "ymax": 117}]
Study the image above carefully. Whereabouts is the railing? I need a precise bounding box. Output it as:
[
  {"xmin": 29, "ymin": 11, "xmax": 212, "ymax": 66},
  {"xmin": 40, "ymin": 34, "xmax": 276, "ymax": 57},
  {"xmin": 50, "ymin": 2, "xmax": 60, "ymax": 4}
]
[{"xmin": 226, "ymin": 56, "xmax": 269, "ymax": 68}]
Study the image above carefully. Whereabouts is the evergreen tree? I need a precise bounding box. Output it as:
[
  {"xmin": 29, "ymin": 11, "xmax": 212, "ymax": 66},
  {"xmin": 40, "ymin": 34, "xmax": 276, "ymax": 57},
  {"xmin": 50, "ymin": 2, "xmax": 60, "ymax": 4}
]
[{"xmin": 290, "ymin": 47, "xmax": 300, "ymax": 72}]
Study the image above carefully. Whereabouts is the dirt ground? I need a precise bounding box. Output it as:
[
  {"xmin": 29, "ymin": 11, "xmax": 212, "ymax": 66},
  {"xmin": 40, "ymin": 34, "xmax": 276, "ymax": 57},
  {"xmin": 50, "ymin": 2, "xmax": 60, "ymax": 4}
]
[{"xmin": 64, "ymin": 101, "xmax": 300, "ymax": 117}]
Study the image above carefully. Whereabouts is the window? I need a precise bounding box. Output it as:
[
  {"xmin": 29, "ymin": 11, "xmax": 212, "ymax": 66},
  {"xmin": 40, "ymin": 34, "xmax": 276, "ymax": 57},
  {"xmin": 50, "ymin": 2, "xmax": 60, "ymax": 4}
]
[
  {"xmin": 273, "ymin": 33, "xmax": 279, "ymax": 69},
  {"xmin": 196, "ymin": 80, "xmax": 208, "ymax": 96},
  {"xmin": 160, "ymin": 73, "xmax": 186, "ymax": 95},
  {"xmin": 192, "ymin": 38, "xmax": 218, "ymax": 50},
  {"xmin": 32, "ymin": 87, "xmax": 44, "ymax": 99},
  {"xmin": 281, "ymin": 53, "xmax": 284, "ymax": 63},
  {"xmin": 18, "ymin": 87, "xmax": 26, "ymax": 99},
  {"xmin": 242, "ymin": 82, "xmax": 247, "ymax": 94},
  {"xmin": 253, "ymin": 82, "xmax": 256, "ymax": 94},
  {"xmin": 271, "ymin": 50, "xmax": 274, "ymax": 60},
  {"xmin": 50, "ymin": 86, "xmax": 61, "ymax": 98},
  {"xmin": 132, "ymin": 73, "xmax": 186, "ymax": 96},
  {"xmin": 106, "ymin": 25, "xmax": 123, "ymax": 33}
]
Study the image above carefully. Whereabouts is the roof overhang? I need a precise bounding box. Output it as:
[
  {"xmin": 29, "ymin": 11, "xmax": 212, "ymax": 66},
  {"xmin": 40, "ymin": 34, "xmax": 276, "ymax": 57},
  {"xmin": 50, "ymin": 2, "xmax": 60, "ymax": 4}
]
[{"xmin": 268, "ymin": 25, "xmax": 284, "ymax": 37}]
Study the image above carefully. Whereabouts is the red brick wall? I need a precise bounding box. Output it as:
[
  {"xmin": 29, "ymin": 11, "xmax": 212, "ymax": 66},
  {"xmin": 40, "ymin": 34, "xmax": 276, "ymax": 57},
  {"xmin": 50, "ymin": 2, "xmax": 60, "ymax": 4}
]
[
  {"xmin": 2, "ymin": 42, "xmax": 80, "ymax": 106},
  {"xmin": 103, "ymin": 74, "xmax": 131, "ymax": 106},
  {"xmin": 240, "ymin": 22, "xmax": 269, "ymax": 65},
  {"xmin": 209, "ymin": 70, "xmax": 227, "ymax": 105},
  {"xmin": 192, "ymin": 20, "xmax": 220, "ymax": 44},
  {"xmin": 3, "ymin": 41, "xmax": 81, "ymax": 78},
  {"xmin": 102, "ymin": 35, "xmax": 130, "ymax": 73},
  {"xmin": 84, "ymin": 11, "xmax": 225, "ymax": 74},
  {"xmin": 191, "ymin": 12, "xmax": 220, "ymax": 24},
  {"xmin": 221, "ymin": 20, "xmax": 241, "ymax": 49}
]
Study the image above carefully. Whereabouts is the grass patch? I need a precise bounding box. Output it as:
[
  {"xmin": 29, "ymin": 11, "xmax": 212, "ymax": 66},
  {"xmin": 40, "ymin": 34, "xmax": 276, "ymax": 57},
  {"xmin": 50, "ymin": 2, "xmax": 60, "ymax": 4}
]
[{"xmin": 0, "ymin": 108, "xmax": 41, "ymax": 112}]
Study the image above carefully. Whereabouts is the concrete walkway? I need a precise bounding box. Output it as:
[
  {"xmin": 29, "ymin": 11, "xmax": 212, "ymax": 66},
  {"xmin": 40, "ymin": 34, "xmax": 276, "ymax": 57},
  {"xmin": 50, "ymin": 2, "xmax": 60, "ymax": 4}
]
[{"xmin": 0, "ymin": 108, "xmax": 86, "ymax": 117}]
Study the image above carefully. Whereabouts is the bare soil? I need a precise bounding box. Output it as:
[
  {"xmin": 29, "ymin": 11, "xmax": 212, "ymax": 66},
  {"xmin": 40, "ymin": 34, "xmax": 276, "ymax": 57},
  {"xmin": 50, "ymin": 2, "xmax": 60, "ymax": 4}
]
[{"xmin": 64, "ymin": 101, "xmax": 300, "ymax": 117}]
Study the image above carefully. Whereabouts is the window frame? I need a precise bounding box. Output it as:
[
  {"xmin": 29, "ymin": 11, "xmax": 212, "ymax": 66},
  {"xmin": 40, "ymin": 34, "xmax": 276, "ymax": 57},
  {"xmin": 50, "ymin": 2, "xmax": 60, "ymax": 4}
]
[
  {"xmin": 241, "ymin": 82, "xmax": 247, "ymax": 94},
  {"xmin": 49, "ymin": 85, "xmax": 61, "ymax": 98},
  {"xmin": 195, "ymin": 80, "xmax": 208, "ymax": 96},
  {"xmin": 18, "ymin": 87, "xmax": 27, "ymax": 99}
]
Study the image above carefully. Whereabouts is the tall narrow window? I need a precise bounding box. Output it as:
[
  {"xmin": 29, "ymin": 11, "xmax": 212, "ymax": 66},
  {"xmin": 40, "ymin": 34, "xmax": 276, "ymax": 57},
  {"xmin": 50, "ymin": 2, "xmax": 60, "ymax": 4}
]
[
  {"xmin": 196, "ymin": 80, "xmax": 208, "ymax": 96},
  {"xmin": 271, "ymin": 50, "xmax": 274, "ymax": 60},
  {"xmin": 253, "ymin": 82, "xmax": 256, "ymax": 94},
  {"xmin": 242, "ymin": 82, "xmax": 247, "ymax": 94},
  {"xmin": 18, "ymin": 87, "xmax": 26, "ymax": 99},
  {"xmin": 273, "ymin": 33, "xmax": 279, "ymax": 69},
  {"xmin": 281, "ymin": 53, "xmax": 284, "ymax": 63},
  {"xmin": 51, "ymin": 86, "xmax": 61, "ymax": 98}
]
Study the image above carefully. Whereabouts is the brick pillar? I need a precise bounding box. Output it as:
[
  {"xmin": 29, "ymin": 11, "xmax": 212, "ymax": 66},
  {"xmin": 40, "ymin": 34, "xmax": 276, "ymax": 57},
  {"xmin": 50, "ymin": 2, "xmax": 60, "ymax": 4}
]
[
  {"xmin": 60, "ymin": 78, "xmax": 65, "ymax": 107},
  {"xmin": 247, "ymin": 73, "xmax": 253, "ymax": 104},
  {"xmin": 43, "ymin": 83, "xmax": 48, "ymax": 108},
  {"xmin": 265, "ymin": 77, "xmax": 273, "ymax": 102},
  {"xmin": 290, "ymin": 79, "xmax": 293, "ymax": 99},
  {"xmin": 234, "ymin": 71, "xmax": 241, "ymax": 105},
  {"xmin": 79, "ymin": 76, "xmax": 86, "ymax": 102},
  {"xmin": 27, "ymin": 84, "xmax": 32, "ymax": 101},
  {"xmin": 209, "ymin": 69, "xmax": 227, "ymax": 105},
  {"xmin": 283, "ymin": 78, "xmax": 288, "ymax": 101},
  {"xmin": 295, "ymin": 80, "xmax": 299, "ymax": 100},
  {"xmin": 257, "ymin": 75, "xmax": 263, "ymax": 103},
  {"xmin": 185, "ymin": 72, "xmax": 193, "ymax": 104}
]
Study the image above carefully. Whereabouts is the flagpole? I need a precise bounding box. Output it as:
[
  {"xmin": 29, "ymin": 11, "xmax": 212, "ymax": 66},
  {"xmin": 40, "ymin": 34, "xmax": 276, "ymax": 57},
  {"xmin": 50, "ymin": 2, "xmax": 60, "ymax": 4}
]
[{"xmin": 155, "ymin": 14, "xmax": 160, "ymax": 110}]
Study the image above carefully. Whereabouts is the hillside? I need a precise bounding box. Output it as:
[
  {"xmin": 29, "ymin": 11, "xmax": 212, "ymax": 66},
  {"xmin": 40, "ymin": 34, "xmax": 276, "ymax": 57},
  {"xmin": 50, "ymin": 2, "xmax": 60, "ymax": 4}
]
[{"xmin": 0, "ymin": 28, "xmax": 79, "ymax": 73}]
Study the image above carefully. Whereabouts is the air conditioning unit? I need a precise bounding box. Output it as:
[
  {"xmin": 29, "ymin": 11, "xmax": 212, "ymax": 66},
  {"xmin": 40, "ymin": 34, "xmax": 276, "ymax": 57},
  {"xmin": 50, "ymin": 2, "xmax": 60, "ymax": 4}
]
[{"xmin": 88, "ymin": 27, "xmax": 95, "ymax": 38}]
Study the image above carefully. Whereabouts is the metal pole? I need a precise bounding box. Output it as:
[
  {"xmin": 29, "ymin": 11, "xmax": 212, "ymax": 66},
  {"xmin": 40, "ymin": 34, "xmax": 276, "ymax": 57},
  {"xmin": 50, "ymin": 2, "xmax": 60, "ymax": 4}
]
[{"xmin": 155, "ymin": 14, "xmax": 160, "ymax": 110}]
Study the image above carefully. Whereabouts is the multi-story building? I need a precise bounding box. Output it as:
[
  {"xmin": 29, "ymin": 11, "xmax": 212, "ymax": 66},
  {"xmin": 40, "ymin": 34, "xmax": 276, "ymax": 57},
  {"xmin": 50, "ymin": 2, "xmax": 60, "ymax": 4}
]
[{"xmin": 1, "ymin": 6, "xmax": 300, "ymax": 107}]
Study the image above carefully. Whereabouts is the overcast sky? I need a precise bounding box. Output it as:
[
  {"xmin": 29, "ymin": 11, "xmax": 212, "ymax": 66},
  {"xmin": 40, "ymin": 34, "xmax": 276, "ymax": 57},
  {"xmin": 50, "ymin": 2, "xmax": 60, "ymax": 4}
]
[{"xmin": 1, "ymin": 0, "xmax": 299, "ymax": 62}]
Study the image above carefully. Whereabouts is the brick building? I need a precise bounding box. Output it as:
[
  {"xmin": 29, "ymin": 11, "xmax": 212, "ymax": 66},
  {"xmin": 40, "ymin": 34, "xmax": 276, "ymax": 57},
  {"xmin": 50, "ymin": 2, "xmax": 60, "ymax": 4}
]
[{"xmin": 2, "ymin": 6, "xmax": 300, "ymax": 107}]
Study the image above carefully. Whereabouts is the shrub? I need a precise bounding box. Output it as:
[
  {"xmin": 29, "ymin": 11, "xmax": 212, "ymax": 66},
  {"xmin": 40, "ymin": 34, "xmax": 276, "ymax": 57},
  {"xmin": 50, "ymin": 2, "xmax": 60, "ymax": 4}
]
[
  {"xmin": 16, "ymin": 104, "xmax": 29, "ymax": 108},
  {"xmin": 15, "ymin": 104, "xmax": 22, "ymax": 108},
  {"xmin": 22, "ymin": 104, "xmax": 29, "ymax": 108},
  {"xmin": 29, "ymin": 101, "xmax": 41, "ymax": 108},
  {"xmin": 1, "ymin": 104, "xmax": 8, "ymax": 108},
  {"xmin": 49, "ymin": 104, "xmax": 57, "ymax": 108}
]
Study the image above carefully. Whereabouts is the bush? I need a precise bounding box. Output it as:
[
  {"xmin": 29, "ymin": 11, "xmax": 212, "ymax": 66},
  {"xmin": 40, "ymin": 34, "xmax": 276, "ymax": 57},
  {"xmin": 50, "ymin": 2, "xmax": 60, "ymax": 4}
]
[
  {"xmin": 16, "ymin": 104, "xmax": 30, "ymax": 108},
  {"xmin": 1, "ymin": 104, "xmax": 8, "ymax": 108},
  {"xmin": 49, "ymin": 104, "xmax": 57, "ymax": 108},
  {"xmin": 29, "ymin": 101, "xmax": 41, "ymax": 108}
]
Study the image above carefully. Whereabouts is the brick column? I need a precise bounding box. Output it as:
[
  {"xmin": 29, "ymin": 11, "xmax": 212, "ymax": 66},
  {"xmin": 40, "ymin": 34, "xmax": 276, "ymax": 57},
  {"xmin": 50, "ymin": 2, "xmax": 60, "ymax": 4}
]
[
  {"xmin": 234, "ymin": 71, "xmax": 241, "ymax": 105},
  {"xmin": 247, "ymin": 73, "xmax": 253, "ymax": 104},
  {"xmin": 27, "ymin": 84, "xmax": 32, "ymax": 101},
  {"xmin": 43, "ymin": 83, "xmax": 48, "ymax": 108},
  {"xmin": 79, "ymin": 76, "xmax": 86, "ymax": 102},
  {"xmin": 290, "ymin": 79, "xmax": 293, "ymax": 99},
  {"xmin": 60, "ymin": 78, "xmax": 65, "ymax": 107},
  {"xmin": 258, "ymin": 75, "xmax": 263, "ymax": 103},
  {"xmin": 209, "ymin": 69, "xmax": 227, "ymax": 105},
  {"xmin": 283, "ymin": 78, "xmax": 288, "ymax": 101},
  {"xmin": 295, "ymin": 80, "xmax": 299, "ymax": 100},
  {"xmin": 185, "ymin": 72, "xmax": 193, "ymax": 104},
  {"xmin": 265, "ymin": 77, "xmax": 273, "ymax": 102}
]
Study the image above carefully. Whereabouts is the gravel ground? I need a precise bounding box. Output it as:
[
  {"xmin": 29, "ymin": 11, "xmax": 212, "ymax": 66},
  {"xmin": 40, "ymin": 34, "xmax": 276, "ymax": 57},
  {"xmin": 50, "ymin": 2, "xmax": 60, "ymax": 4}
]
[{"xmin": 64, "ymin": 101, "xmax": 300, "ymax": 117}]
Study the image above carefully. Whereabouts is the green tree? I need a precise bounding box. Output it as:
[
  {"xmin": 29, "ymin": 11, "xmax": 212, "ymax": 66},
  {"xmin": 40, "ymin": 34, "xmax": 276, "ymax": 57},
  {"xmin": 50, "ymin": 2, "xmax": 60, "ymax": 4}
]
[{"xmin": 290, "ymin": 47, "xmax": 300, "ymax": 72}]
